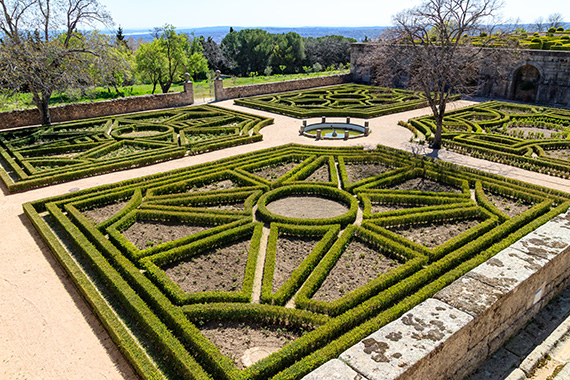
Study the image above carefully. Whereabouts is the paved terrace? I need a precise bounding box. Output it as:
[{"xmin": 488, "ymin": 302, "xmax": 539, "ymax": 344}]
[{"xmin": 2, "ymin": 98, "xmax": 570, "ymax": 379}]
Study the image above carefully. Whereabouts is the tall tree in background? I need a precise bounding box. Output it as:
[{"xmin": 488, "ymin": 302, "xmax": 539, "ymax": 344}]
[
  {"xmin": 134, "ymin": 40, "xmax": 165, "ymax": 94},
  {"xmin": 547, "ymin": 13, "xmax": 565, "ymax": 29},
  {"xmin": 200, "ymin": 36, "xmax": 229, "ymax": 72},
  {"xmin": 269, "ymin": 32, "xmax": 305, "ymax": 74},
  {"xmin": 152, "ymin": 24, "xmax": 189, "ymax": 93},
  {"xmin": 0, "ymin": 0, "xmax": 114, "ymax": 124},
  {"xmin": 221, "ymin": 29, "xmax": 273, "ymax": 76},
  {"xmin": 186, "ymin": 35, "xmax": 209, "ymax": 80},
  {"xmin": 370, "ymin": 0, "xmax": 515, "ymax": 149},
  {"xmin": 305, "ymin": 35, "xmax": 355, "ymax": 69}
]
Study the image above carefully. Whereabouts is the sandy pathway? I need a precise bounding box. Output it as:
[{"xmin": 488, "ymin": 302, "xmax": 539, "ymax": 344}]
[{"xmin": 2, "ymin": 98, "xmax": 570, "ymax": 380}]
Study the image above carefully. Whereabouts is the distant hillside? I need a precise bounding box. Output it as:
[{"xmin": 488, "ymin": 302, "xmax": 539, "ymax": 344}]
[{"xmin": 120, "ymin": 26, "xmax": 387, "ymax": 43}]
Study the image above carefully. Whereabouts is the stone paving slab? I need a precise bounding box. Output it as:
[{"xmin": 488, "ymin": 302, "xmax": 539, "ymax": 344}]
[
  {"xmin": 466, "ymin": 247, "xmax": 546, "ymax": 294},
  {"xmin": 509, "ymin": 214, "xmax": 570, "ymax": 260},
  {"xmin": 340, "ymin": 298, "xmax": 473, "ymax": 380},
  {"xmin": 434, "ymin": 275, "xmax": 504, "ymax": 317},
  {"xmin": 301, "ymin": 359, "xmax": 367, "ymax": 380}
]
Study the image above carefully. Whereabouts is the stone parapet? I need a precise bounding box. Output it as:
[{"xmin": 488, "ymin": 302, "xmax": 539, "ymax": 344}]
[{"xmin": 304, "ymin": 211, "xmax": 570, "ymax": 380}]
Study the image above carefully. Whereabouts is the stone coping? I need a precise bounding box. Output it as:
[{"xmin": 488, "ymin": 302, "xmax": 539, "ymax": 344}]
[{"xmin": 304, "ymin": 211, "xmax": 570, "ymax": 379}]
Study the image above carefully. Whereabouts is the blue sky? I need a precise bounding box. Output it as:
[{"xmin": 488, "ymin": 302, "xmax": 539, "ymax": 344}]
[{"xmin": 98, "ymin": 0, "xmax": 570, "ymax": 30}]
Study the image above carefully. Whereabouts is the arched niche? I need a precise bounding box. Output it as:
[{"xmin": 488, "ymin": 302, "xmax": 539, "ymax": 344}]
[{"xmin": 511, "ymin": 65, "xmax": 540, "ymax": 102}]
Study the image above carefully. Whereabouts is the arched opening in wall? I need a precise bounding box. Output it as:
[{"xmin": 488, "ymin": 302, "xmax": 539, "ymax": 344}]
[{"xmin": 511, "ymin": 65, "xmax": 540, "ymax": 102}]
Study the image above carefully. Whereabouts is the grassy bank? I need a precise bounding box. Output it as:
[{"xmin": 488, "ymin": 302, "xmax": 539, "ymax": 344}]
[{"xmin": 0, "ymin": 70, "xmax": 350, "ymax": 112}]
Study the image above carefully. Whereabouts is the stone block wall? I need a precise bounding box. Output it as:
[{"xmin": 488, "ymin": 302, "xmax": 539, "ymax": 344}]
[
  {"xmin": 305, "ymin": 212, "xmax": 570, "ymax": 380},
  {"xmin": 350, "ymin": 42, "xmax": 570, "ymax": 107},
  {"xmin": 214, "ymin": 74, "xmax": 353, "ymax": 101},
  {"xmin": 0, "ymin": 82, "xmax": 194, "ymax": 130},
  {"xmin": 478, "ymin": 49, "xmax": 570, "ymax": 107}
]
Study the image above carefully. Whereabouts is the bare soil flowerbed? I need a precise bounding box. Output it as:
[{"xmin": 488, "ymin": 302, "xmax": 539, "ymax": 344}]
[
  {"xmin": 82, "ymin": 201, "xmax": 128, "ymax": 224},
  {"xmin": 208, "ymin": 203, "xmax": 245, "ymax": 211},
  {"xmin": 546, "ymin": 148, "xmax": 570, "ymax": 160},
  {"xmin": 123, "ymin": 221, "xmax": 209, "ymax": 250},
  {"xmin": 387, "ymin": 219, "xmax": 480, "ymax": 248},
  {"xmin": 313, "ymin": 240, "xmax": 401, "ymax": 302},
  {"xmin": 272, "ymin": 236, "xmax": 321, "ymax": 292},
  {"xmin": 253, "ymin": 162, "xmax": 299, "ymax": 181},
  {"xmin": 189, "ymin": 179, "xmax": 236, "ymax": 193},
  {"xmin": 506, "ymin": 126, "xmax": 556, "ymax": 138},
  {"xmin": 198, "ymin": 321, "xmax": 307, "ymax": 370},
  {"xmin": 164, "ymin": 239, "xmax": 250, "ymax": 293},
  {"xmin": 390, "ymin": 177, "xmax": 461, "ymax": 193},
  {"xmin": 370, "ymin": 202, "xmax": 422, "ymax": 214},
  {"xmin": 487, "ymin": 192, "xmax": 533, "ymax": 217},
  {"xmin": 267, "ymin": 196, "xmax": 348, "ymax": 219},
  {"xmin": 304, "ymin": 165, "xmax": 330, "ymax": 182},
  {"xmin": 345, "ymin": 163, "xmax": 391, "ymax": 183}
]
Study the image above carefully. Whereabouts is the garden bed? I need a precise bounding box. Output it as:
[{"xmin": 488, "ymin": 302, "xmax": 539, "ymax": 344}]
[{"xmin": 24, "ymin": 144, "xmax": 570, "ymax": 380}]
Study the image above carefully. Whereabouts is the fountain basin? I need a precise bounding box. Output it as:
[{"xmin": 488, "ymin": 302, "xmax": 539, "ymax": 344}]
[{"xmin": 302, "ymin": 122, "xmax": 369, "ymax": 140}]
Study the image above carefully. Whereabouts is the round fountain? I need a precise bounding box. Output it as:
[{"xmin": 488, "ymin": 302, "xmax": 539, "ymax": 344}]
[{"xmin": 300, "ymin": 117, "xmax": 370, "ymax": 140}]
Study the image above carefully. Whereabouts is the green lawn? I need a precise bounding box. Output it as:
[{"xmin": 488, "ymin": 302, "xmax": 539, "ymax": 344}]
[{"xmin": 0, "ymin": 70, "xmax": 349, "ymax": 112}]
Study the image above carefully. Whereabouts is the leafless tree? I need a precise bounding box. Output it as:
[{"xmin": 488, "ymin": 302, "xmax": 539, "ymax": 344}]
[
  {"xmin": 546, "ymin": 13, "xmax": 565, "ymax": 29},
  {"xmin": 0, "ymin": 0, "xmax": 114, "ymax": 125},
  {"xmin": 367, "ymin": 0, "xmax": 518, "ymax": 149},
  {"xmin": 534, "ymin": 16, "xmax": 545, "ymax": 33}
]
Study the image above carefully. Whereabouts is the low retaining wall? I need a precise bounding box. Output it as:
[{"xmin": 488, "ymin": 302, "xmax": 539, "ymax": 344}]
[
  {"xmin": 213, "ymin": 74, "xmax": 352, "ymax": 101},
  {"xmin": 304, "ymin": 212, "xmax": 570, "ymax": 380},
  {"xmin": 0, "ymin": 82, "xmax": 194, "ymax": 130}
]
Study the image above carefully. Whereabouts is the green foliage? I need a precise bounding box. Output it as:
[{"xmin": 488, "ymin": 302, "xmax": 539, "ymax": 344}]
[
  {"xmin": 235, "ymin": 83, "xmax": 449, "ymax": 119},
  {"xmin": 0, "ymin": 105, "xmax": 272, "ymax": 192},
  {"xmin": 24, "ymin": 144, "xmax": 570, "ymax": 380},
  {"xmin": 410, "ymin": 100, "xmax": 570, "ymax": 178}
]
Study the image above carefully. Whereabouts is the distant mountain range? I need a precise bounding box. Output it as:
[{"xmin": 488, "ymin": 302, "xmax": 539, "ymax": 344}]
[{"xmin": 118, "ymin": 26, "xmax": 388, "ymax": 43}]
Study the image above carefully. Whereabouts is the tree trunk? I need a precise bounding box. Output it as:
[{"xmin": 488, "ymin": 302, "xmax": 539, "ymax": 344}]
[
  {"xmin": 160, "ymin": 80, "xmax": 172, "ymax": 94},
  {"xmin": 151, "ymin": 82, "xmax": 157, "ymax": 94},
  {"xmin": 39, "ymin": 94, "xmax": 52, "ymax": 125},
  {"xmin": 32, "ymin": 90, "xmax": 52, "ymax": 125},
  {"xmin": 112, "ymin": 83, "xmax": 125, "ymax": 97},
  {"xmin": 431, "ymin": 117, "xmax": 443, "ymax": 149}
]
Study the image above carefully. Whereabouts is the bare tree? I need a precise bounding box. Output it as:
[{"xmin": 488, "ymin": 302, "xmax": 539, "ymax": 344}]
[
  {"xmin": 547, "ymin": 13, "xmax": 565, "ymax": 29},
  {"xmin": 0, "ymin": 0, "xmax": 114, "ymax": 125},
  {"xmin": 534, "ymin": 16, "xmax": 545, "ymax": 33},
  {"xmin": 368, "ymin": 0, "xmax": 517, "ymax": 149}
]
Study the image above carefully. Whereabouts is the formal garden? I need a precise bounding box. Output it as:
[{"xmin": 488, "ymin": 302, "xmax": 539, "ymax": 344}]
[
  {"xmin": 406, "ymin": 100, "xmax": 570, "ymax": 177},
  {"xmin": 234, "ymin": 84, "xmax": 451, "ymax": 118},
  {"xmin": 0, "ymin": 105, "xmax": 272, "ymax": 192},
  {"xmin": 24, "ymin": 141, "xmax": 570, "ymax": 380}
]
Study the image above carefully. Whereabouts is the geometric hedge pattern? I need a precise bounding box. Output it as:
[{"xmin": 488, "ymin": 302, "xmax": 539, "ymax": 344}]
[
  {"xmin": 409, "ymin": 100, "xmax": 570, "ymax": 178},
  {"xmin": 234, "ymin": 84, "xmax": 442, "ymax": 118},
  {"xmin": 25, "ymin": 144, "xmax": 570, "ymax": 380},
  {"xmin": 0, "ymin": 104, "xmax": 272, "ymax": 192}
]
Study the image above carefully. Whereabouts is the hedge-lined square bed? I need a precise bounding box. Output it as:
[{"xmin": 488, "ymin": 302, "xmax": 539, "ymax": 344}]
[{"xmin": 25, "ymin": 144, "xmax": 570, "ymax": 380}]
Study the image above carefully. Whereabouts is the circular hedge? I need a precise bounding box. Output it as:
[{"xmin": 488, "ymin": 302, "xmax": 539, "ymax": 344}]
[{"xmin": 256, "ymin": 184, "xmax": 358, "ymax": 227}]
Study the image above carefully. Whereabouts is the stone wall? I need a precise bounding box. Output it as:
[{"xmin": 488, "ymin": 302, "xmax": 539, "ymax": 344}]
[
  {"xmin": 213, "ymin": 74, "xmax": 353, "ymax": 101},
  {"xmin": 350, "ymin": 42, "xmax": 570, "ymax": 107},
  {"xmin": 478, "ymin": 49, "xmax": 570, "ymax": 106},
  {"xmin": 304, "ymin": 212, "xmax": 570, "ymax": 380},
  {"xmin": 0, "ymin": 82, "xmax": 194, "ymax": 130}
]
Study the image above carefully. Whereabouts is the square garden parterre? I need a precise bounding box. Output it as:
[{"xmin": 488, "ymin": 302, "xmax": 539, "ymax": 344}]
[{"xmin": 25, "ymin": 143, "xmax": 570, "ymax": 380}]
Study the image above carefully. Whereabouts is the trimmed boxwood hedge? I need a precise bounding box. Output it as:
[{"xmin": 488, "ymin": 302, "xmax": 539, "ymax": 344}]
[
  {"xmin": 0, "ymin": 104, "xmax": 273, "ymax": 192},
  {"xmin": 235, "ymin": 83, "xmax": 460, "ymax": 119},
  {"xmin": 407, "ymin": 100, "xmax": 570, "ymax": 178},
  {"xmin": 24, "ymin": 144, "xmax": 570, "ymax": 380}
]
